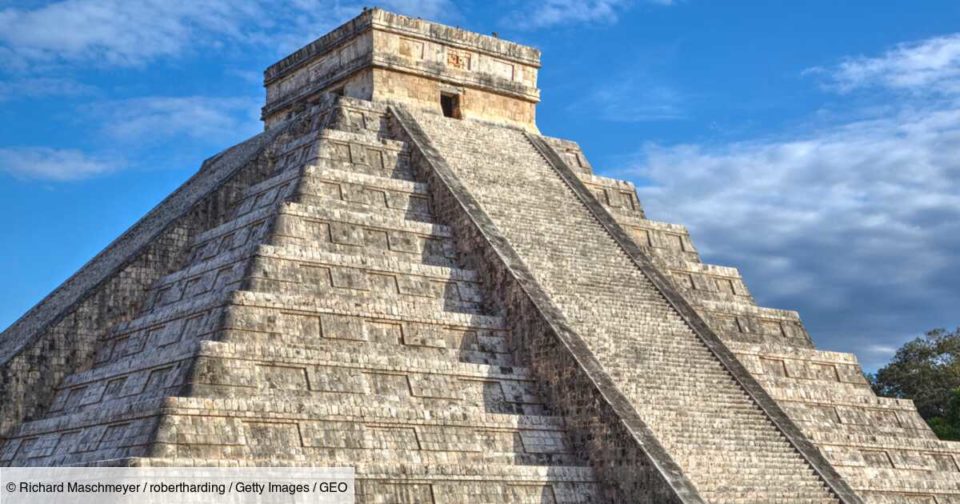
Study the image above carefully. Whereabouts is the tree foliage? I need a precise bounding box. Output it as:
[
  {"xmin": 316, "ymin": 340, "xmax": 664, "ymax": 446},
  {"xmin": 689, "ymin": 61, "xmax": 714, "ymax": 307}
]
[{"xmin": 869, "ymin": 327, "xmax": 960, "ymax": 440}]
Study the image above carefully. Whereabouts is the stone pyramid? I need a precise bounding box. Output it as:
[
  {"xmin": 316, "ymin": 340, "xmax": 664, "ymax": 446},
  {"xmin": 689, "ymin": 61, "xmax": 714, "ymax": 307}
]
[{"xmin": 1, "ymin": 8, "xmax": 956, "ymax": 503}]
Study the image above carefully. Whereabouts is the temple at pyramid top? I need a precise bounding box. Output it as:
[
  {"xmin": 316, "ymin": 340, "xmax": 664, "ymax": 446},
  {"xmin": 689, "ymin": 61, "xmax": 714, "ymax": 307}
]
[{"xmin": 262, "ymin": 8, "xmax": 542, "ymax": 130}]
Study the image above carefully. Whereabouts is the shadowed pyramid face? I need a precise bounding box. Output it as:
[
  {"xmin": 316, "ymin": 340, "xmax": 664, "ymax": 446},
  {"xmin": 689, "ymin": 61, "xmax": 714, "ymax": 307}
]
[{"xmin": 261, "ymin": 9, "xmax": 542, "ymax": 132}]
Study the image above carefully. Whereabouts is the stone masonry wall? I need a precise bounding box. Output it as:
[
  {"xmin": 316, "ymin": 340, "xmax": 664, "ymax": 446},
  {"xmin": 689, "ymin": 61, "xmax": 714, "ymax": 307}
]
[{"xmin": 0, "ymin": 114, "xmax": 306, "ymax": 443}]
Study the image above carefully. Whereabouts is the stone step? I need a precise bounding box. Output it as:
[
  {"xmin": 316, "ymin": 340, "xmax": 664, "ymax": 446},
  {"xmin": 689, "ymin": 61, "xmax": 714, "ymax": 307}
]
[
  {"xmin": 160, "ymin": 396, "xmax": 567, "ymax": 430},
  {"xmin": 126, "ymin": 458, "xmax": 602, "ymax": 504},
  {"xmin": 313, "ymin": 126, "xmax": 407, "ymax": 152},
  {"xmin": 603, "ymin": 211, "xmax": 698, "ymax": 258},
  {"xmin": 144, "ymin": 248, "xmax": 253, "ymax": 311},
  {"xmin": 221, "ymin": 320, "xmax": 513, "ymax": 366},
  {"xmin": 246, "ymin": 246, "xmax": 484, "ymax": 313},
  {"xmin": 664, "ymin": 263, "xmax": 755, "ymax": 308},
  {"xmin": 295, "ymin": 163, "xmax": 433, "ymax": 222},
  {"xmin": 57, "ymin": 333, "xmax": 519, "ymax": 409},
  {"xmin": 195, "ymin": 340, "xmax": 528, "ymax": 381},
  {"xmin": 7, "ymin": 388, "xmax": 567, "ymax": 442},
  {"xmin": 304, "ymin": 162, "xmax": 427, "ymax": 194},
  {"xmin": 226, "ymin": 290, "xmax": 505, "ymax": 331},
  {"xmin": 1, "ymin": 391, "xmax": 574, "ymax": 467},
  {"xmin": 780, "ymin": 400, "xmax": 930, "ymax": 428},
  {"xmin": 824, "ymin": 445, "xmax": 960, "ymax": 473},
  {"xmin": 231, "ymin": 165, "xmax": 301, "ymax": 218},
  {"xmin": 92, "ymin": 293, "xmax": 228, "ymax": 366},
  {"xmin": 810, "ymin": 431, "xmax": 960, "ymax": 452},
  {"xmin": 699, "ymin": 492, "xmax": 837, "ymax": 504},
  {"xmin": 791, "ymin": 416, "xmax": 936, "ymax": 439},
  {"xmin": 727, "ymin": 341, "xmax": 860, "ymax": 364},
  {"xmin": 697, "ymin": 480, "xmax": 831, "ymax": 492},
  {"xmin": 756, "ymin": 384, "xmax": 885, "ymax": 406},
  {"xmin": 755, "ymin": 376, "xmax": 876, "ymax": 398},
  {"xmin": 149, "ymin": 246, "xmax": 252, "ymax": 296},
  {"xmin": 310, "ymin": 136, "xmax": 416, "ymax": 182},
  {"xmin": 154, "ymin": 443, "xmax": 584, "ymax": 468},
  {"xmin": 188, "ymin": 341, "xmax": 545, "ymax": 414},
  {"xmin": 187, "ymin": 195, "xmax": 452, "ymax": 270},
  {"xmin": 50, "ymin": 343, "xmax": 197, "ymax": 416},
  {"xmin": 188, "ymin": 205, "xmax": 275, "ymax": 263},
  {"xmin": 131, "ymin": 457, "xmax": 597, "ymax": 480},
  {"xmin": 859, "ymin": 491, "xmax": 956, "ymax": 504},
  {"xmin": 153, "ymin": 415, "xmax": 580, "ymax": 466},
  {"xmin": 62, "ymin": 302, "xmax": 510, "ymax": 413},
  {"xmin": 2, "ymin": 396, "xmax": 166, "ymax": 442},
  {"xmin": 259, "ymin": 244, "xmax": 478, "ymax": 281},
  {"xmin": 246, "ymin": 274, "xmax": 482, "ymax": 315},
  {"xmin": 76, "ymin": 287, "xmax": 508, "ymax": 405},
  {"xmin": 841, "ymin": 466, "xmax": 960, "ymax": 492},
  {"xmin": 278, "ymin": 201, "xmax": 451, "ymax": 237},
  {"xmin": 306, "ymin": 154, "xmax": 418, "ymax": 182},
  {"xmin": 270, "ymin": 202, "xmax": 458, "ymax": 267}
]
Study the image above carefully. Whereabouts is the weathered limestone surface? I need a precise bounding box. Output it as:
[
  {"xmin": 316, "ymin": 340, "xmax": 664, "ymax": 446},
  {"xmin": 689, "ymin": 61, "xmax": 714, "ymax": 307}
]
[
  {"xmin": 1, "ymin": 8, "xmax": 955, "ymax": 504},
  {"xmin": 536, "ymin": 129, "xmax": 960, "ymax": 503},
  {"xmin": 0, "ymin": 97, "xmax": 603, "ymax": 503},
  {"xmin": 0, "ymin": 116, "xmax": 294, "ymax": 442},
  {"xmin": 262, "ymin": 8, "xmax": 541, "ymax": 131},
  {"xmin": 409, "ymin": 109, "xmax": 843, "ymax": 503}
]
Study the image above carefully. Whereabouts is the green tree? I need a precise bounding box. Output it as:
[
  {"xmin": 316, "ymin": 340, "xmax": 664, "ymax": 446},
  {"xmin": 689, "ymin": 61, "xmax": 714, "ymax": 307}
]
[{"xmin": 869, "ymin": 327, "xmax": 960, "ymax": 440}]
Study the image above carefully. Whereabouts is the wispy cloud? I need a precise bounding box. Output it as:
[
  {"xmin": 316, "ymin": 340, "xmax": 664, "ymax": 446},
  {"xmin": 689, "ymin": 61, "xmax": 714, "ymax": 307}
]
[
  {"xmin": 0, "ymin": 77, "xmax": 95, "ymax": 100},
  {"xmin": 633, "ymin": 106, "xmax": 960, "ymax": 369},
  {"xmin": 0, "ymin": 1, "xmax": 258, "ymax": 68},
  {"xmin": 377, "ymin": 0, "xmax": 457, "ymax": 20},
  {"xmin": 570, "ymin": 75, "xmax": 686, "ymax": 121},
  {"xmin": 808, "ymin": 33, "xmax": 960, "ymax": 96},
  {"xmin": 0, "ymin": 147, "xmax": 120, "ymax": 181},
  {"xmin": 0, "ymin": 0, "xmax": 457, "ymax": 70},
  {"xmin": 0, "ymin": 95, "xmax": 263, "ymax": 182},
  {"xmin": 86, "ymin": 96, "xmax": 261, "ymax": 144},
  {"xmin": 501, "ymin": 0, "xmax": 669, "ymax": 30}
]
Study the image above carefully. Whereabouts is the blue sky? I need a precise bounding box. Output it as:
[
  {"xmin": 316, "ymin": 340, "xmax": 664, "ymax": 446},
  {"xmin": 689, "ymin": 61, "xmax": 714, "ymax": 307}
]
[{"xmin": 1, "ymin": 0, "xmax": 959, "ymax": 371}]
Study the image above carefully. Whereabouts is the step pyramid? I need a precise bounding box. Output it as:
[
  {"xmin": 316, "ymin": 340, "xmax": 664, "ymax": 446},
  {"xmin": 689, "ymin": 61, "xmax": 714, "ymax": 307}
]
[{"xmin": 1, "ymin": 8, "xmax": 957, "ymax": 504}]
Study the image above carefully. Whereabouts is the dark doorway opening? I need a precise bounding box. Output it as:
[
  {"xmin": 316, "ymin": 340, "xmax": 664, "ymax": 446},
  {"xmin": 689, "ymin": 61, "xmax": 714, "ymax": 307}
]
[{"xmin": 440, "ymin": 93, "xmax": 461, "ymax": 119}]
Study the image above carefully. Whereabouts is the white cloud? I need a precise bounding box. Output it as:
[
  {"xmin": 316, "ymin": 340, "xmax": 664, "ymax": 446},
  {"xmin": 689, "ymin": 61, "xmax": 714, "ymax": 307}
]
[
  {"xmin": 630, "ymin": 105, "xmax": 960, "ymax": 368},
  {"xmin": 570, "ymin": 75, "xmax": 685, "ymax": 121},
  {"xmin": 0, "ymin": 77, "xmax": 95, "ymax": 100},
  {"xmin": 864, "ymin": 344, "xmax": 899, "ymax": 358},
  {"xmin": 0, "ymin": 0, "xmax": 257, "ymax": 68},
  {"xmin": 499, "ymin": 0, "xmax": 674, "ymax": 30},
  {"xmin": 0, "ymin": 0, "xmax": 457, "ymax": 69},
  {"xmin": 377, "ymin": 0, "xmax": 457, "ymax": 20},
  {"xmin": 1, "ymin": 95, "xmax": 265, "ymax": 182},
  {"xmin": 0, "ymin": 147, "xmax": 119, "ymax": 181},
  {"xmin": 809, "ymin": 33, "xmax": 960, "ymax": 95},
  {"xmin": 501, "ymin": 0, "xmax": 630, "ymax": 30},
  {"xmin": 87, "ymin": 96, "xmax": 262, "ymax": 144}
]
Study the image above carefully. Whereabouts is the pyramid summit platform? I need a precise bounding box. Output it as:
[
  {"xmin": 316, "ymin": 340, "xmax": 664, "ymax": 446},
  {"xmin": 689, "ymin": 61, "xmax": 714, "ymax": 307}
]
[{"xmin": 0, "ymin": 8, "xmax": 955, "ymax": 503}]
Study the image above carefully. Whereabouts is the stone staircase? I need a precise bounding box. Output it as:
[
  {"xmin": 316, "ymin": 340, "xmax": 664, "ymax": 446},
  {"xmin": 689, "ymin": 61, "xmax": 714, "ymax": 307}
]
[
  {"xmin": 542, "ymin": 125, "xmax": 960, "ymax": 502},
  {"xmin": 410, "ymin": 109, "xmax": 842, "ymax": 503},
  {"xmin": 0, "ymin": 99, "xmax": 601, "ymax": 503}
]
